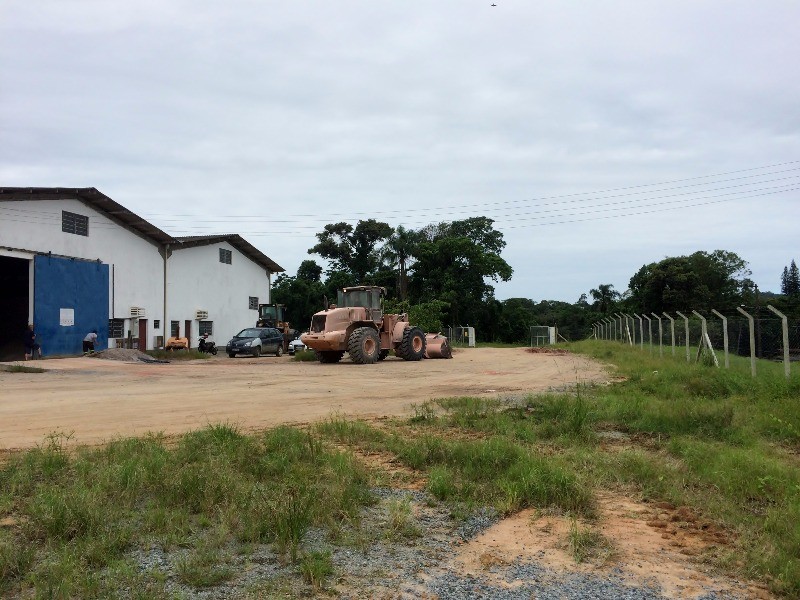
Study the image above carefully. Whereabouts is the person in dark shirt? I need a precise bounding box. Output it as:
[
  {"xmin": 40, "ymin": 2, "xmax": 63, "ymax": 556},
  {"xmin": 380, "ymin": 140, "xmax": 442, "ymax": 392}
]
[{"xmin": 24, "ymin": 323, "xmax": 42, "ymax": 360}]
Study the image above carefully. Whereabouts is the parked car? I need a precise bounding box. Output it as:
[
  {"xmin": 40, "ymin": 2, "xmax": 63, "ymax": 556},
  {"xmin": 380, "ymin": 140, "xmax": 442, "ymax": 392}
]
[
  {"xmin": 226, "ymin": 327, "xmax": 284, "ymax": 358},
  {"xmin": 288, "ymin": 336, "xmax": 307, "ymax": 355}
]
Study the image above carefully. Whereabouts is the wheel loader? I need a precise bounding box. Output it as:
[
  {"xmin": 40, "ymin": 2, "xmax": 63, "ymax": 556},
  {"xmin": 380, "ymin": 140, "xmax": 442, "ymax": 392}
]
[
  {"xmin": 301, "ymin": 286, "xmax": 443, "ymax": 364},
  {"xmin": 256, "ymin": 303, "xmax": 297, "ymax": 352}
]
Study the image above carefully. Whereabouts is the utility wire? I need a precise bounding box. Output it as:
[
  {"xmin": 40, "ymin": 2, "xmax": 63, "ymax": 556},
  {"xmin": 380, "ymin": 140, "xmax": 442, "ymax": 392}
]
[{"xmin": 140, "ymin": 161, "xmax": 800, "ymax": 220}]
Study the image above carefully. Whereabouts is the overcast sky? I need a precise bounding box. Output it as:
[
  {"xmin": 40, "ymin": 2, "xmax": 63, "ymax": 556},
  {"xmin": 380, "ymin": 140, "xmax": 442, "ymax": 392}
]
[{"xmin": 2, "ymin": 1, "xmax": 798, "ymax": 301}]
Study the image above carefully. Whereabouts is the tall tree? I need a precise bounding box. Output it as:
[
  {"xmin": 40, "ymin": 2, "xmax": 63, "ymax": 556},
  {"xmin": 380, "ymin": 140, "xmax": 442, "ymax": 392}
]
[
  {"xmin": 271, "ymin": 260, "xmax": 327, "ymax": 331},
  {"xmin": 381, "ymin": 225, "xmax": 417, "ymax": 301},
  {"xmin": 786, "ymin": 260, "xmax": 800, "ymax": 296},
  {"xmin": 409, "ymin": 217, "xmax": 512, "ymax": 325},
  {"xmin": 589, "ymin": 284, "xmax": 620, "ymax": 314},
  {"xmin": 628, "ymin": 250, "xmax": 750, "ymax": 312},
  {"xmin": 307, "ymin": 219, "xmax": 394, "ymax": 283}
]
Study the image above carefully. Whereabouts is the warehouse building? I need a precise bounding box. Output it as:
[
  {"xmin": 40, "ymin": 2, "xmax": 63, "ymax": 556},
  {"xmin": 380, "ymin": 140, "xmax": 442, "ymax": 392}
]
[{"xmin": 0, "ymin": 188, "xmax": 284, "ymax": 360}]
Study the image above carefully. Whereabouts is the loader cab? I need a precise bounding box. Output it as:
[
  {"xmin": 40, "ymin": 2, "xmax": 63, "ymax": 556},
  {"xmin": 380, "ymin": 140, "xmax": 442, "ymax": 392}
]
[
  {"xmin": 338, "ymin": 286, "xmax": 384, "ymax": 322},
  {"xmin": 257, "ymin": 304, "xmax": 287, "ymax": 328}
]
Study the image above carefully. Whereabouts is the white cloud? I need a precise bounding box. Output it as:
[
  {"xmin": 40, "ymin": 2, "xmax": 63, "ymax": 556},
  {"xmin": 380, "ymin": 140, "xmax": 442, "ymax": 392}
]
[{"xmin": 2, "ymin": 1, "xmax": 798, "ymax": 298}]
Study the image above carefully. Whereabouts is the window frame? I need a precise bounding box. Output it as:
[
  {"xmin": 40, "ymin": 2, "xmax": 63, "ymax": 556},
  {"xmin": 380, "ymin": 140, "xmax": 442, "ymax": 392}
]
[{"xmin": 219, "ymin": 248, "xmax": 232, "ymax": 265}]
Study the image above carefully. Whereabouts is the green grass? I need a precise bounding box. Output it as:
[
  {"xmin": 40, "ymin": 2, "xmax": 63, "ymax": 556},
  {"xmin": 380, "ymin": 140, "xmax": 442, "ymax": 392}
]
[
  {"xmin": 291, "ymin": 349, "xmax": 318, "ymax": 361},
  {"xmin": 299, "ymin": 550, "xmax": 334, "ymax": 589},
  {"xmin": 1, "ymin": 363, "xmax": 46, "ymax": 373},
  {"xmin": 0, "ymin": 424, "xmax": 372, "ymax": 597},
  {"xmin": 317, "ymin": 418, "xmax": 593, "ymax": 516},
  {"xmin": 567, "ymin": 517, "xmax": 611, "ymax": 564}
]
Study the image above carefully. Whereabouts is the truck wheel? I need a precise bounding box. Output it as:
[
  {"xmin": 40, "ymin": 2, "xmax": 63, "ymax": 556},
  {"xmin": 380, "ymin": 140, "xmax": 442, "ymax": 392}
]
[
  {"xmin": 276, "ymin": 346, "xmax": 283, "ymax": 357},
  {"xmin": 348, "ymin": 327, "xmax": 380, "ymax": 364},
  {"xmin": 316, "ymin": 350, "xmax": 344, "ymax": 363},
  {"xmin": 378, "ymin": 349, "xmax": 389, "ymax": 361},
  {"xmin": 252, "ymin": 346, "xmax": 260, "ymax": 358},
  {"xmin": 228, "ymin": 352, "xmax": 236, "ymax": 358},
  {"xmin": 397, "ymin": 326, "xmax": 426, "ymax": 361}
]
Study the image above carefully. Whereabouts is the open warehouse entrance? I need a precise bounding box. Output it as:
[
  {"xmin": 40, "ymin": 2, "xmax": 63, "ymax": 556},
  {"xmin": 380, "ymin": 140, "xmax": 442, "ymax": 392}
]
[{"xmin": 0, "ymin": 255, "xmax": 31, "ymax": 361}]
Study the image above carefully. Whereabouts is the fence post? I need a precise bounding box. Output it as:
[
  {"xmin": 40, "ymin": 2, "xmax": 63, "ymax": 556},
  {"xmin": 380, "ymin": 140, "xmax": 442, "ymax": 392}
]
[
  {"xmin": 735, "ymin": 307, "xmax": 757, "ymax": 377},
  {"xmin": 663, "ymin": 312, "xmax": 676, "ymax": 356},
  {"xmin": 623, "ymin": 313, "xmax": 633, "ymax": 345},
  {"xmin": 710, "ymin": 309, "xmax": 730, "ymax": 369},
  {"xmin": 767, "ymin": 305, "xmax": 791, "ymax": 380},
  {"xmin": 675, "ymin": 311, "xmax": 690, "ymax": 362},
  {"xmin": 643, "ymin": 314, "xmax": 652, "ymax": 353},
  {"xmin": 692, "ymin": 310, "xmax": 719, "ymax": 367},
  {"xmin": 634, "ymin": 313, "xmax": 644, "ymax": 349},
  {"xmin": 652, "ymin": 313, "xmax": 663, "ymax": 357}
]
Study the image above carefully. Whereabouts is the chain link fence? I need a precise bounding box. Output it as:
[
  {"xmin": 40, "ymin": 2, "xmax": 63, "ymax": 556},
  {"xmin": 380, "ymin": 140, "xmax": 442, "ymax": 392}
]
[{"xmin": 593, "ymin": 306, "xmax": 799, "ymax": 378}]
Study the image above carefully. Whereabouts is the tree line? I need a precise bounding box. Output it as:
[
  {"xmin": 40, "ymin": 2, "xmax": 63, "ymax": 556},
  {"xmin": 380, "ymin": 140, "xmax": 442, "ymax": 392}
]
[{"xmin": 272, "ymin": 217, "xmax": 798, "ymax": 342}]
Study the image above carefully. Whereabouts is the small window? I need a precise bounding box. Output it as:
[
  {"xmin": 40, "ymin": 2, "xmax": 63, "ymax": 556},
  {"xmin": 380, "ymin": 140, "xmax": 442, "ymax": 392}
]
[
  {"xmin": 171, "ymin": 321, "xmax": 180, "ymax": 337},
  {"xmin": 249, "ymin": 296, "xmax": 259, "ymax": 310},
  {"xmin": 154, "ymin": 319, "xmax": 161, "ymax": 329},
  {"xmin": 109, "ymin": 319, "xmax": 124, "ymax": 338},
  {"xmin": 62, "ymin": 210, "xmax": 89, "ymax": 236},
  {"xmin": 219, "ymin": 248, "xmax": 232, "ymax": 264},
  {"xmin": 199, "ymin": 321, "xmax": 213, "ymax": 336}
]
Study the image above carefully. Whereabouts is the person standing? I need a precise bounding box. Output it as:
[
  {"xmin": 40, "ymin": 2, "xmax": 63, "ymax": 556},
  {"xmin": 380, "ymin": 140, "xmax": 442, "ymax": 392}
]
[
  {"xmin": 83, "ymin": 329, "xmax": 98, "ymax": 354},
  {"xmin": 24, "ymin": 324, "xmax": 42, "ymax": 360}
]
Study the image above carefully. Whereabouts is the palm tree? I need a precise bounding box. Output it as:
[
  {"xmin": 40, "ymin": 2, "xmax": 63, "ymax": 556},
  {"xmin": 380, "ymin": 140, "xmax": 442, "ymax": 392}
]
[
  {"xmin": 382, "ymin": 225, "xmax": 416, "ymax": 301},
  {"xmin": 590, "ymin": 283, "xmax": 620, "ymax": 314}
]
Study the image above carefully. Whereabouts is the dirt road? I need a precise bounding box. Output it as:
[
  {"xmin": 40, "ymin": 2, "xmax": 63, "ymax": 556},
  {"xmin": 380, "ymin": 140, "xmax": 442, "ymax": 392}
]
[{"xmin": 0, "ymin": 348, "xmax": 606, "ymax": 450}]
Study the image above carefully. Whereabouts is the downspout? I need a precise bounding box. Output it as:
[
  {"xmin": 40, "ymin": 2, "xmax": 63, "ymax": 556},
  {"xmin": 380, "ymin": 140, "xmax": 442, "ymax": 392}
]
[
  {"xmin": 267, "ymin": 270, "xmax": 272, "ymax": 303},
  {"xmin": 163, "ymin": 243, "xmax": 169, "ymax": 346}
]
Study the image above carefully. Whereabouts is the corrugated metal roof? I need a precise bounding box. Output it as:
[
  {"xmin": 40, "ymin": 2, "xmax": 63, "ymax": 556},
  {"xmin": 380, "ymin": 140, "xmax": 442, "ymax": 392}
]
[
  {"xmin": 0, "ymin": 187, "xmax": 285, "ymax": 273},
  {"xmin": 0, "ymin": 187, "xmax": 176, "ymax": 245}
]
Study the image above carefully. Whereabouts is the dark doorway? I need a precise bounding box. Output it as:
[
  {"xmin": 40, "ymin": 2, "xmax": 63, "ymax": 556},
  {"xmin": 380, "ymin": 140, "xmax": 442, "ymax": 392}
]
[
  {"xmin": 138, "ymin": 319, "xmax": 148, "ymax": 351},
  {"xmin": 0, "ymin": 256, "xmax": 30, "ymax": 361},
  {"xmin": 184, "ymin": 320, "xmax": 192, "ymax": 348}
]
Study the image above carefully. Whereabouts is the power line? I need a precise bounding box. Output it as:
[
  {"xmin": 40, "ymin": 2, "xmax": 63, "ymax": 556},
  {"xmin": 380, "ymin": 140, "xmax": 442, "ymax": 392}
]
[{"xmin": 140, "ymin": 160, "xmax": 800, "ymax": 221}]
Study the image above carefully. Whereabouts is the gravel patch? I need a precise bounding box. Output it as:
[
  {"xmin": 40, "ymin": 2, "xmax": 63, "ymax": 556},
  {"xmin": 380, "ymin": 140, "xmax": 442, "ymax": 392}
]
[
  {"xmin": 119, "ymin": 487, "xmax": 752, "ymax": 599},
  {"xmin": 89, "ymin": 348, "xmax": 168, "ymax": 363}
]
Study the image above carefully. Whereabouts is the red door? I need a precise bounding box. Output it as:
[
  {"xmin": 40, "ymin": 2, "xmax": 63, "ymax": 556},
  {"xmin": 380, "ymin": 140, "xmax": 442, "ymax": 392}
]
[
  {"xmin": 138, "ymin": 319, "xmax": 148, "ymax": 351},
  {"xmin": 184, "ymin": 320, "xmax": 192, "ymax": 348}
]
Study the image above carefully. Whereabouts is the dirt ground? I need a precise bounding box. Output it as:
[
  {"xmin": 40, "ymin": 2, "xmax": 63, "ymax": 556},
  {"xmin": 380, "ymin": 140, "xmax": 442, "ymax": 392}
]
[{"xmin": 0, "ymin": 347, "xmax": 605, "ymax": 451}]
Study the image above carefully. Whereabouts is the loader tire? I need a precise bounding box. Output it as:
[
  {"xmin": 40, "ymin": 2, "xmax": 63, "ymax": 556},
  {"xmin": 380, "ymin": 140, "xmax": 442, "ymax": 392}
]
[
  {"xmin": 397, "ymin": 326, "xmax": 426, "ymax": 361},
  {"xmin": 348, "ymin": 327, "xmax": 380, "ymax": 364},
  {"xmin": 316, "ymin": 350, "xmax": 344, "ymax": 363},
  {"xmin": 377, "ymin": 349, "xmax": 389, "ymax": 361}
]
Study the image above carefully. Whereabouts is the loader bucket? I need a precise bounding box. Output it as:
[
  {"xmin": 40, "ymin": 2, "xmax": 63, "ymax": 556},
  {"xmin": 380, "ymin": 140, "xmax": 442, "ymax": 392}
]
[{"xmin": 424, "ymin": 333, "xmax": 452, "ymax": 359}]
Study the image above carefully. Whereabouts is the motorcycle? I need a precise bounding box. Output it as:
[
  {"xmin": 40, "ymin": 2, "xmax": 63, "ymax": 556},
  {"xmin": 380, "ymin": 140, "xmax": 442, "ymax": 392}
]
[{"xmin": 198, "ymin": 334, "xmax": 218, "ymax": 355}]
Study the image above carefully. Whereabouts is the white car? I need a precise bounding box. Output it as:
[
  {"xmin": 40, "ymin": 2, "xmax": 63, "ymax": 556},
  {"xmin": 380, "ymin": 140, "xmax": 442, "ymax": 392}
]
[{"xmin": 288, "ymin": 337, "xmax": 306, "ymax": 355}]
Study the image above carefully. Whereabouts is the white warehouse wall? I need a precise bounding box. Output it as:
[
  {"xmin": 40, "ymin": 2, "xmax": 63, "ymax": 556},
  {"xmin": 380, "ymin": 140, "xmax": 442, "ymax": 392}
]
[
  {"xmin": 167, "ymin": 241, "xmax": 271, "ymax": 347},
  {"xmin": 0, "ymin": 199, "xmax": 165, "ymax": 348}
]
